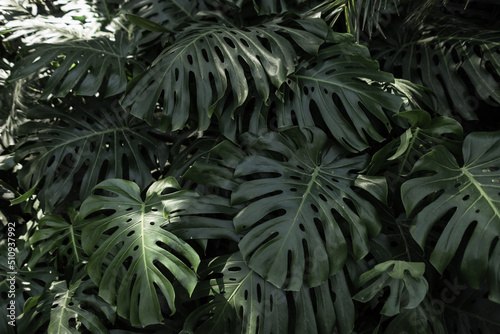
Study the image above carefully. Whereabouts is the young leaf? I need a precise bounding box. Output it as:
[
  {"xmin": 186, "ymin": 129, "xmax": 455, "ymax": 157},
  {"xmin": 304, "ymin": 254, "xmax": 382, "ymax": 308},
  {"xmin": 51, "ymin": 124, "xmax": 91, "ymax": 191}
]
[
  {"xmin": 79, "ymin": 178, "xmax": 201, "ymax": 326},
  {"xmin": 401, "ymin": 131, "xmax": 500, "ymax": 302},
  {"xmin": 232, "ymin": 127, "xmax": 380, "ymax": 290},
  {"xmin": 353, "ymin": 260, "xmax": 428, "ymax": 316}
]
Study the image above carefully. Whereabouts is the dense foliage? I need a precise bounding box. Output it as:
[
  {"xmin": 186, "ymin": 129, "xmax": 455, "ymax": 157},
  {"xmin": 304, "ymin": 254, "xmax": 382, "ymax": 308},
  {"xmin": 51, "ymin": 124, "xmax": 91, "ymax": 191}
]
[{"xmin": 1, "ymin": 0, "xmax": 500, "ymax": 333}]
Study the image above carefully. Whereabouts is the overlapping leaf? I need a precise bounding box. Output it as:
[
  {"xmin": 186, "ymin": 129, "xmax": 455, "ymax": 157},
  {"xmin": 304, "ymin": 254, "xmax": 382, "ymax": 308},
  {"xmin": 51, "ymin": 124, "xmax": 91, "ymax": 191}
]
[
  {"xmin": 121, "ymin": 22, "xmax": 324, "ymax": 131},
  {"xmin": 353, "ymin": 260, "xmax": 428, "ymax": 316},
  {"xmin": 46, "ymin": 279, "xmax": 115, "ymax": 334},
  {"xmin": 9, "ymin": 32, "xmax": 131, "ymax": 98},
  {"xmin": 279, "ymin": 35, "xmax": 403, "ymax": 152},
  {"xmin": 183, "ymin": 252, "xmax": 354, "ymax": 334},
  {"xmin": 402, "ymin": 131, "xmax": 500, "ymax": 302},
  {"xmin": 374, "ymin": 15, "xmax": 500, "ymax": 120},
  {"xmin": 121, "ymin": 0, "xmax": 203, "ymax": 28},
  {"xmin": 79, "ymin": 178, "xmax": 201, "ymax": 327},
  {"xmin": 232, "ymin": 127, "xmax": 381, "ymax": 290},
  {"xmin": 27, "ymin": 209, "xmax": 85, "ymax": 273},
  {"xmin": 14, "ymin": 100, "xmax": 167, "ymax": 211}
]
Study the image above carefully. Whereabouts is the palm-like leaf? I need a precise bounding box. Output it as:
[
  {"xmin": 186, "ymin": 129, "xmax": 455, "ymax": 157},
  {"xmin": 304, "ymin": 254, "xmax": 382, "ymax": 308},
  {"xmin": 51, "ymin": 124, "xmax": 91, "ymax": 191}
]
[
  {"xmin": 374, "ymin": 15, "xmax": 500, "ymax": 120},
  {"xmin": 280, "ymin": 35, "xmax": 402, "ymax": 152},
  {"xmin": 401, "ymin": 131, "xmax": 500, "ymax": 302},
  {"xmin": 79, "ymin": 178, "xmax": 203, "ymax": 326},
  {"xmin": 183, "ymin": 252, "xmax": 354, "ymax": 334},
  {"xmin": 14, "ymin": 100, "xmax": 167, "ymax": 211},
  {"xmin": 232, "ymin": 127, "xmax": 380, "ymax": 290},
  {"xmin": 27, "ymin": 209, "xmax": 85, "ymax": 273},
  {"xmin": 9, "ymin": 32, "xmax": 131, "ymax": 98},
  {"xmin": 353, "ymin": 260, "xmax": 428, "ymax": 316},
  {"xmin": 121, "ymin": 21, "xmax": 324, "ymax": 131}
]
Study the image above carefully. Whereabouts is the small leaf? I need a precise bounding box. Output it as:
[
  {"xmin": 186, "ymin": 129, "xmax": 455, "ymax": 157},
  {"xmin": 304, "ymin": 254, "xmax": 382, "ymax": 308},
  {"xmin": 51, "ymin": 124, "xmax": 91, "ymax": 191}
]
[{"xmin": 353, "ymin": 260, "xmax": 428, "ymax": 316}]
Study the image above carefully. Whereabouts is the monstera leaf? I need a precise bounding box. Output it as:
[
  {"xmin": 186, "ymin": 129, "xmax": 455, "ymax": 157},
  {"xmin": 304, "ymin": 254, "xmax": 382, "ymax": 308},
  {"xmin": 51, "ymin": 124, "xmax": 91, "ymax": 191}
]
[
  {"xmin": 374, "ymin": 15, "xmax": 500, "ymax": 120},
  {"xmin": 121, "ymin": 0, "xmax": 204, "ymax": 29},
  {"xmin": 401, "ymin": 131, "xmax": 500, "ymax": 302},
  {"xmin": 14, "ymin": 100, "xmax": 167, "ymax": 211},
  {"xmin": 232, "ymin": 127, "xmax": 381, "ymax": 290},
  {"xmin": 366, "ymin": 110, "xmax": 463, "ymax": 177},
  {"xmin": 47, "ymin": 278, "xmax": 115, "ymax": 333},
  {"xmin": 279, "ymin": 34, "xmax": 403, "ymax": 152},
  {"xmin": 121, "ymin": 21, "xmax": 324, "ymax": 131},
  {"xmin": 79, "ymin": 178, "xmax": 205, "ymax": 326},
  {"xmin": 9, "ymin": 32, "xmax": 131, "ymax": 99},
  {"xmin": 183, "ymin": 252, "xmax": 354, "ymax": 334},
  {"xmin": 353, "ymin": 260, "xmax": 428, "ymax": 316},
  {"xmin": 27, "ymin": 208, "xmax": 85, "ymax": 273}
]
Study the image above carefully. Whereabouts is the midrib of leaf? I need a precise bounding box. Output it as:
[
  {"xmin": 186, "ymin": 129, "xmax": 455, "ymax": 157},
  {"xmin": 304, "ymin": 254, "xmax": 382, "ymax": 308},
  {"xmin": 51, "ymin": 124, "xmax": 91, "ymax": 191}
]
[
  {"xmin": 171, "ymin": 0, "xmax": 195, "ymax": 20},
  {"xmin": 55, "ymin": 289, "xmax": 71, "ymax": 333},
  {"xmin": 69, "ymin": 225, "xmax": 80, "ymax": 263},
  {"xmin": 140, "ymin": 203, "xmax": 150, "ymax": 285},
  {"xmin": 462, "ymin": 168, "xmax": 500, "ymax": 226},
  {"xmin": 273, "ymin": 166, "xmax": 320, "ymax": 264}
]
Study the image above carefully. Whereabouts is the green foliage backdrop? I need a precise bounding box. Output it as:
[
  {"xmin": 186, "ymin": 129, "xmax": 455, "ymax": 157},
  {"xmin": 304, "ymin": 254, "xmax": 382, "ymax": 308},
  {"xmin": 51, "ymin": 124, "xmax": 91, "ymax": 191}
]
[{"xmin": 1, "ymin": 0, "xmax": 500, "ymax": 333}]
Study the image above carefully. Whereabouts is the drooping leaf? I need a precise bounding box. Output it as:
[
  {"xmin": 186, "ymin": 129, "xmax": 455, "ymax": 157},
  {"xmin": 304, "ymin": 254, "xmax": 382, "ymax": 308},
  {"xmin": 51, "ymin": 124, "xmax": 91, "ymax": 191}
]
[
  {"xmin": 374, "ymin": 15, "xmax": 500, "ymax": 120},
  {"xmin": 353, "ymin": 260, "xmax": 428, "ymax": 316},
  {"xmin": 121, "ymin": 22, "xmax": 324, "ymax": 131},
  {"xmin": 401, "ymin": 131, "xmax": 500, "ymax": 302},
  {"xmin": 79, "ymin": 178, "xmax": 201, "ymax": 327},
  {"xmin": 9, "ymin": 32, "xmax": 131, "ymax": 98},
  {"xmin": 232, "ymin": 127, "xmax": 381, "ymax": 290},
  {"xmin": 14, "ymin": 99, "xmax": 168, "ymax": 211},
  {"xmin": 182, "ymin": 252, "xmax": 354, "ymax": 334},
  {"xmin": 279, "ymin": 35, "xmax": 403, "ymax": 152}
]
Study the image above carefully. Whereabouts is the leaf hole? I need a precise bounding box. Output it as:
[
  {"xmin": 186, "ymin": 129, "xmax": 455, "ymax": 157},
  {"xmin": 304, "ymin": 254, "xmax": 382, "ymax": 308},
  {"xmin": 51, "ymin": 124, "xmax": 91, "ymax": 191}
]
[
  {"xmin": 240, "ymin": 38, "xmax": 249, "ymax": 47},
  {"xmin": 326, "ymin": 184, "xmax": 334, "ymax": 191},
  {"xmin": 127, "ymin": 230, "xmax": 135, "ymax": 237},
  {"xmin": 299, "ymin": 223, "xmax": 305, "ymax": 232},
  {"xmin": 290, "ymin": 175, "xmax": 301, "ymax": 181},
  {"xmin": 256, "ymin": 283, "xmax": 262, "ymax": 303},
  {"xmin": 311, "ymin": 204, "xmax": 319, "ymax": 213},
  {"xmin": 290, "ymin": 188, "xmax": 298, "ymax": 192},
  {"xmin": 201, "ymin": 48, "xmax": 209, "ymax": 62},
  {"xmin": 319, "ymin": 193, "xmax": 327, "ymax": 202},
  {"xmin": 214, "ymin": 46, "xmax": 225, "ymax": 63},
  {"xmin": 187, "ymin": 54, "xmax": 194, "ymax": 65},
  {"xmin": 223, "ymin": 37, "xmax": 236, "ymax": 49},
  {"xmin": 462, "ymin": 195, "xmax": 470, "ymax": 201},
  {"xmin": 150, "ymin": 222, "xmax": 155, "ymax": 226}
]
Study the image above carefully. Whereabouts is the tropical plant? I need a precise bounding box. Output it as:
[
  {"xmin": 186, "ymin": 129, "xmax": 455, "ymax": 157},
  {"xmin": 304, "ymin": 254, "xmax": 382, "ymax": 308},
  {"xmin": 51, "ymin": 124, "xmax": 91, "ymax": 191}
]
[{"xmin": 1, "ymin": 0, "xmax": 500, "ymax": 333}]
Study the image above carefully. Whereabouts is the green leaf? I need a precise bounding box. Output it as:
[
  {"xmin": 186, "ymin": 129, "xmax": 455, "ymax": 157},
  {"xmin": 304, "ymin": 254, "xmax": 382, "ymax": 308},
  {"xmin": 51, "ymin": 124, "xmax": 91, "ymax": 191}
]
[
  {"xmin": 232, "ymin": 127, "xmax": 380, "ymax": 290},
  {"xmin": 383, "ymin": 298, "xmax": 446, "ymax": 334},
  {"xmin": 279, "ymin": 39, "xmax": 402, "ymax": 152},
  {"xmin": 121, "ymin": 0, "xmax": 202, "ymax": 28},
  {"xmin": 183, "ymin": 252, "xmax": 354, "ymax": 334},
  {"xmin": 355, "ymin": 174, "xmax": 388, "ymax": 206},
  {"xmin": 27, "ymin": 209, "xmax": 85, "ymax": 272},
  {"xmin": 374, "ymin": 15, "xmax": 500, "ymax": 120},
  {"xmin": 9, "ymin": 32, "xmax": 131, "ymax": 98},
  {"xmin": 14, "ymin": 100, "xmax": 168, "ymax": 211},
  {"xmin": 79, "ymin": 178, "xmax": 201, "ymax": 326},
  {"xmin": 401, "ymin": 131, "xmax": 500, "ymax": 302},
  {"xmin": 121, "ymin": 22, "xmax": 318, "ymax": 131},
  {"xmin": 47, "ymin": 278, "xmax": 115, "ymax": 334},
  {"xmin": 366, "ymin": 111, "xmax": 463, "ymax": 177},
  {"xmin": 353, "ymin": 260, "xmax": 428, "ymax": 316},
  {"xmin": 125, "ymin": 13, "xmax": 172, "ymax": 33}
]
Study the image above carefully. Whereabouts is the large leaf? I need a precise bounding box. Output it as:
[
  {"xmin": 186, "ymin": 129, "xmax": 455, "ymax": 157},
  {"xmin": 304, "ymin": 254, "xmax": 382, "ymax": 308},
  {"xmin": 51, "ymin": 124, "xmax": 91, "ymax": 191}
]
[
  {"xmin": 78, "ymin": 177, "xmax": 202, "ymax": 326},
  {"xmin": 374, "ymin": 15, "xmax": 500, "ymax": 120},
  {"xmin": 14, "ymin": 99, "xmax": 167, "ymax": 211},
  {"xmin": 9, "ymin": 32, "xmax": 131, "ymax": 98},
  {"xmin": 182, "ymin": 252, "xmax": 354, "ymax": 334},
  {"xmin": 401, "ymin": 131, "xmax": 500, "ymax": 302},
  {"xmin": 353, "ymin": 260, "xmax": 428, "ymax": 316},
  {"xmin": 279, "ymin": 34, "xmax": 403, "ymax": 152},
  {"xmin": 232, "ymin": 127, "xmax": 381, "ymax": 290},
  {"xmin": 121, "ymin": 22, "xmax": 324, "ymax": 131}
]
